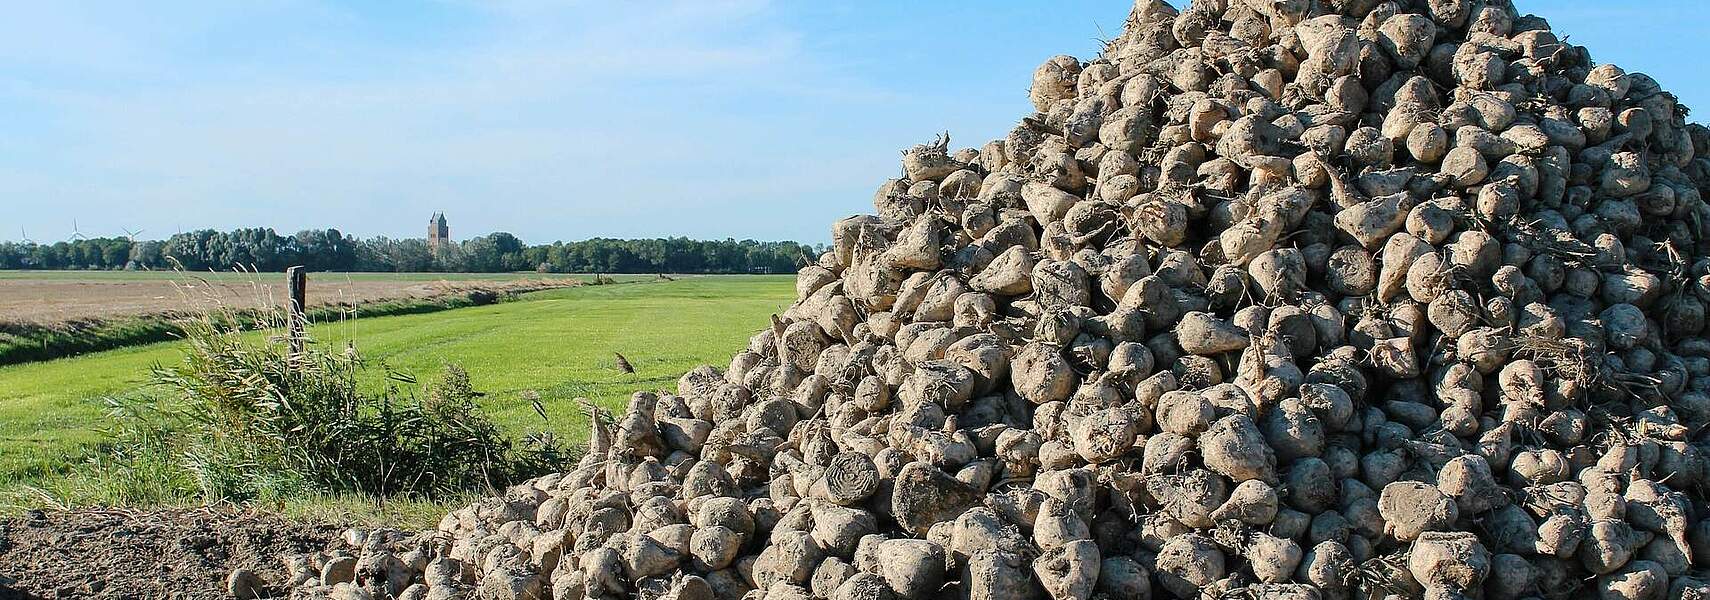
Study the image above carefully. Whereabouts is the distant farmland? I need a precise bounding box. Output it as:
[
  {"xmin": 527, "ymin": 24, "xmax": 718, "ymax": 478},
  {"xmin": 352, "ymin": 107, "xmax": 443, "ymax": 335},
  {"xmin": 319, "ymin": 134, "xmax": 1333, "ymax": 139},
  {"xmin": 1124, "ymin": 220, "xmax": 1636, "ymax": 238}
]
[{"xmin": 0, "ymin": 270, "xmax": 613, "ymax": 325}]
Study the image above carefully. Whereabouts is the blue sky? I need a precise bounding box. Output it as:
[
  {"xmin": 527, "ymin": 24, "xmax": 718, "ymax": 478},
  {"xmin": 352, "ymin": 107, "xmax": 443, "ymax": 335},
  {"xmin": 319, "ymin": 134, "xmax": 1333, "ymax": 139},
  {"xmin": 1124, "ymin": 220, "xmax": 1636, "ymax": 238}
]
[{"xmin": 1, "ymin": 1, "xmax": 1705, "ymax": 245}]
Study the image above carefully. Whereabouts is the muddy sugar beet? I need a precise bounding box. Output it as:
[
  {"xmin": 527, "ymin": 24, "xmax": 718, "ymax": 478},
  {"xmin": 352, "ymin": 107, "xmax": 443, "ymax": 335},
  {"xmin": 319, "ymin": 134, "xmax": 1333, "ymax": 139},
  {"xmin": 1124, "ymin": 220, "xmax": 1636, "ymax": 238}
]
[{"xmin": 263, "ymin": 1, "xmax": 1710, "ymax": 599}]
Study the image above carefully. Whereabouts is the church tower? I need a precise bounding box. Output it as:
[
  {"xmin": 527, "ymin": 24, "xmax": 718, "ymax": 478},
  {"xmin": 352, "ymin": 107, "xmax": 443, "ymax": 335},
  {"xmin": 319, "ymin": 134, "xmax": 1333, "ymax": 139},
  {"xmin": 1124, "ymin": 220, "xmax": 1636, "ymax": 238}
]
[{"xmin": 428, "ymin": 212, "xmax": 449, "ymax": 249}]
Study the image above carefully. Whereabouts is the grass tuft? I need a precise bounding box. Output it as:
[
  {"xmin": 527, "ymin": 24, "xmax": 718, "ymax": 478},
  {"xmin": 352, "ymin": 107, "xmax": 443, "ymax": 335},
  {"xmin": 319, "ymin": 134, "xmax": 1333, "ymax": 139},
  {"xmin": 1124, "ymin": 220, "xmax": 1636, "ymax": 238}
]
[{"xmin": 109, "ymin": 299, "xmax": 575, "ymax": 502}]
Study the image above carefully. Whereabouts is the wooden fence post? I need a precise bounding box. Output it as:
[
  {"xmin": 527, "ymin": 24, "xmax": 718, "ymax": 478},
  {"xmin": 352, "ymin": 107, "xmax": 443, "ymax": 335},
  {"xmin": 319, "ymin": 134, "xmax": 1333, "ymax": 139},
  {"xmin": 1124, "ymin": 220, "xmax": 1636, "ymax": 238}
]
[{"xmin": 286, "ymin": 266, "xmax": 306, "ymax": 354}]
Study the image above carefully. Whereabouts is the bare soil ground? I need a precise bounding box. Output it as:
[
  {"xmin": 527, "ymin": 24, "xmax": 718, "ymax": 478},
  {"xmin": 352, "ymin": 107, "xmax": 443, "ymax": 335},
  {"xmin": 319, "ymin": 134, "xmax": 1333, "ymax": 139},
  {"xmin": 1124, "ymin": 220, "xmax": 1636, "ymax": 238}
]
[
  {"xmin": 0, "ymin": 508, "xmax": 340, "ymax": 600},
  {"xmin": 0, "ymin": 274, "xmax": 579, "ymax": 325}
]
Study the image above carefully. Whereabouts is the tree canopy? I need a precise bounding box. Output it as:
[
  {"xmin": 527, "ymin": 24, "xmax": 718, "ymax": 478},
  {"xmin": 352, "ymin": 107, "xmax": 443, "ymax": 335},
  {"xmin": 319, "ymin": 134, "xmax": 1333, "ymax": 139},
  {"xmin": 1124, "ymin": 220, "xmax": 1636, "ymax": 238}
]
[{"xmin": 0, "ymin": 229, "xmax": 819, "ymax": 274}]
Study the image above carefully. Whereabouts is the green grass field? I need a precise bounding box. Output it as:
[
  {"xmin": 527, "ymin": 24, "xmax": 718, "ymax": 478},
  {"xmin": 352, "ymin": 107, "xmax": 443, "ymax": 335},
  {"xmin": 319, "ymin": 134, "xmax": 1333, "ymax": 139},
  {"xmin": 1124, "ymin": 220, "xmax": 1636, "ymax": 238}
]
[
  {"xmin": 0, "ymin": 275, "xmax": 794, "ymax": 516},
  {"xmin": 0, "ymin": 269, "xmax": 654, "ymax": 365},
  {"xmin": 0, "ymin": 270, "xmax": 643, "ymax": 282}
]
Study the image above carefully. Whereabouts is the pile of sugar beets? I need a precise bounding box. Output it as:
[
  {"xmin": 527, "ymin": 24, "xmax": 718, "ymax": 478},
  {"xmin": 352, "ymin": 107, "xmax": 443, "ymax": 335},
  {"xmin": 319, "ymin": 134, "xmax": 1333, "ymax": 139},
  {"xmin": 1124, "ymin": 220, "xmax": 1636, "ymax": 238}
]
[{"xmin": 253, "ymin": 1, "xmax": 1710, "ymax": 599}]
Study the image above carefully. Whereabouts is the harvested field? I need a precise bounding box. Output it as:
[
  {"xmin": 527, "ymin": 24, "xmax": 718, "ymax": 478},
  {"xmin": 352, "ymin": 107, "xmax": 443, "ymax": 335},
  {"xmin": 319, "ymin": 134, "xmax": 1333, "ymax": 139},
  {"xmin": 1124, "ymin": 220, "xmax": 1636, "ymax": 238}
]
[
  {"xmin": 0, "ymin": 508, "xmax": 341, "ymax": 600},
  {"xmin": 0, "ymin": 271, "xmax": 592, "ymax": 326},
  {"xmin": 15, "ymin": 0, "xmax": 1710, "ymax": 597}
]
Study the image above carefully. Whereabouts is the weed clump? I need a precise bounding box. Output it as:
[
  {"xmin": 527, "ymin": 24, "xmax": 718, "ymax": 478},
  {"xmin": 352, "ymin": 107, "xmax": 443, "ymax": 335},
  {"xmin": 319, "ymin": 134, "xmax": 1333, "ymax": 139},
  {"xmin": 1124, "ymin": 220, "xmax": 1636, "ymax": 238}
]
[{"xmin": 106, "ymin": 311, "xmax": 566, "ymax": 504}]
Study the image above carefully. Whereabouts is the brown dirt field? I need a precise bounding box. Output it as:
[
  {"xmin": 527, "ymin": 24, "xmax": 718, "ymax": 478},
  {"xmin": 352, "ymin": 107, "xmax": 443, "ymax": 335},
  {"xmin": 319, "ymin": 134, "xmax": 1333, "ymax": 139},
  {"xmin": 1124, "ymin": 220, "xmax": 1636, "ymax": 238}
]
[
  {"xmin": 0, "ymin": 276, "xmax": 577, "ymax": 326},
  {"xmin": 0, "ymin": 508, "xmax": 340, "ymax": 600}
]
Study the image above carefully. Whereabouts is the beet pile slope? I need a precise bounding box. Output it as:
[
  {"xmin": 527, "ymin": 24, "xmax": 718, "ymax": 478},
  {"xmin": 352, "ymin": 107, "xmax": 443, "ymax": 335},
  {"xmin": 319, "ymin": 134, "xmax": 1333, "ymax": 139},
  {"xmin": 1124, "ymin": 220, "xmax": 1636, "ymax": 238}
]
[{"xmin": 273, "ymin": 1, "xmax": 1710, "ymax": 599}]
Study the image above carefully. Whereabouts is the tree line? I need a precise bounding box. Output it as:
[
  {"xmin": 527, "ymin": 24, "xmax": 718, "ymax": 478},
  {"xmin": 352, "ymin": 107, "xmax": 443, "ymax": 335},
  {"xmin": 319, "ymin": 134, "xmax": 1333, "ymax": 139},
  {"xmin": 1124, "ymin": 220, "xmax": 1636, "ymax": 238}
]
[{"xmin": 0, "ymin": 229, "xmax": 821, "ymax": 274}]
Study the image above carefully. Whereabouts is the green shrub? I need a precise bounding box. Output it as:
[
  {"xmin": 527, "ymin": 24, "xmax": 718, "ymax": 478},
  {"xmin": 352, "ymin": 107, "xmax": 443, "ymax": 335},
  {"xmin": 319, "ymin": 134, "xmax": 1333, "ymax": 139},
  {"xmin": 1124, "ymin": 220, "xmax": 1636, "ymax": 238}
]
[{"xmin": 107, "ymin": 310, "xmax": 569, "ymax": 503}]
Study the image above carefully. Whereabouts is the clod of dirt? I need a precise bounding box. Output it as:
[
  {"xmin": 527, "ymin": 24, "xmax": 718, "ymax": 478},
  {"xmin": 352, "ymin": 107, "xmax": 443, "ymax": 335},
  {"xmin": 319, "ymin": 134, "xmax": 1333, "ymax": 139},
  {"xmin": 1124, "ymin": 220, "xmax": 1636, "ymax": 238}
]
[{"xmin": 0, "ymin": 508, "xmax": 339, "ymax": 600}]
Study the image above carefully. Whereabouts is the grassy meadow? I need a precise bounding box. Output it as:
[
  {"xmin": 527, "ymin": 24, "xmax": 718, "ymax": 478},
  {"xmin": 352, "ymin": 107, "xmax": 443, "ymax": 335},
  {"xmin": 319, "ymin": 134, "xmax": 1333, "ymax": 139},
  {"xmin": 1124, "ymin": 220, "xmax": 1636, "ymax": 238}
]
[
  {"xmin": 0, "ymin": 270, "xmax": 636, "ymax": 282},
  {"xmin": 0, "ymin": 274, "xmax": 795, "ymax": 520}
]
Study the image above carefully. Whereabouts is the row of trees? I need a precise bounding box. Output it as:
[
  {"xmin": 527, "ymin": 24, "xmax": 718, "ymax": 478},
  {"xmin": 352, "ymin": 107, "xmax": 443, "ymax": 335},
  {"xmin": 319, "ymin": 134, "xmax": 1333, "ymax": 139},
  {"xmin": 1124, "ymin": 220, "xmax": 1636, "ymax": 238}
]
[{"xmin": 0, "ymin": 229, "xmax": 820, "ymax": 274}]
